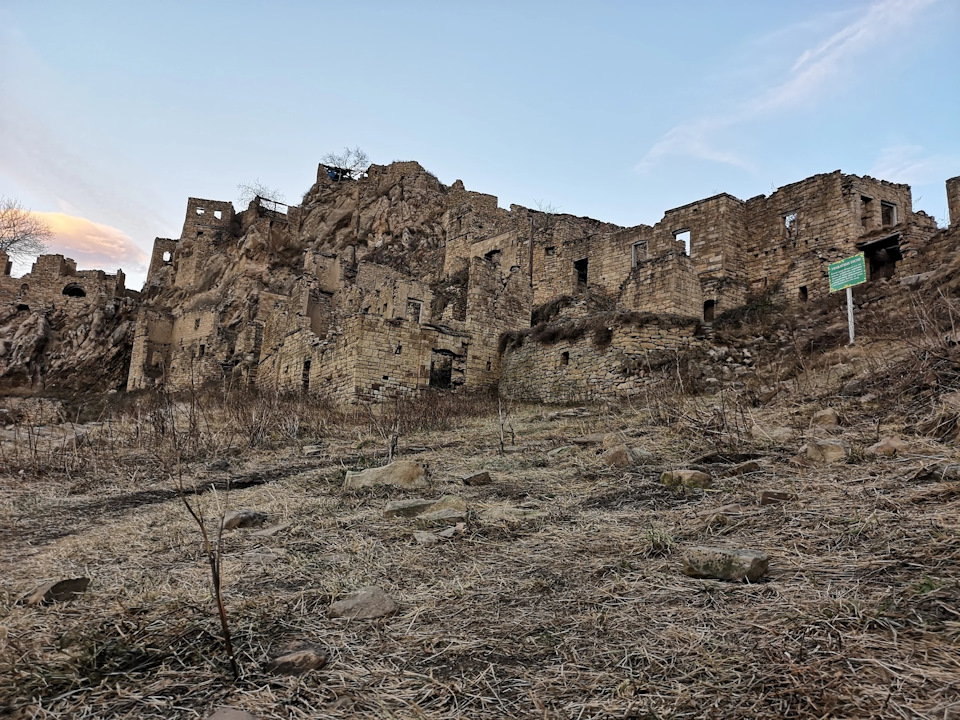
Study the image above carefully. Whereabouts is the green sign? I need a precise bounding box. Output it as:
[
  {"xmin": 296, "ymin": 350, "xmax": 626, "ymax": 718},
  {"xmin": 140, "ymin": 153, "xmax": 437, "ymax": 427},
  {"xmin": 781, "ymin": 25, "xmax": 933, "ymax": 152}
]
[{"xmin": 828, "ymin": 253, "xmax": 867, "ymax": 292}]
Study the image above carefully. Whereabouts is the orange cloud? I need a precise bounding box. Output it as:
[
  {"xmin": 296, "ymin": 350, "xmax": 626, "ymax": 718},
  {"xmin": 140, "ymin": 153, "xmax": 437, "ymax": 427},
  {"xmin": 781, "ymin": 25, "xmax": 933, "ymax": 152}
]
[{"xmin": 31, "ymin": 211, "xmax": 149, "ymax": 275}]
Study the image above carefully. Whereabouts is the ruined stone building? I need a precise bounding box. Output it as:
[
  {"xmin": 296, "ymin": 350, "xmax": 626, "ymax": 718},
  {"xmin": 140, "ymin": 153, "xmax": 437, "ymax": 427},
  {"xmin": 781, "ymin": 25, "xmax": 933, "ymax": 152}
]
[
  {"xmin": 0, "ymin": 251, "xmax": 128, "ymax": 310},
  {"xmin": 121, "ymin": 161, "xmax": 957, "ymax": 403}
]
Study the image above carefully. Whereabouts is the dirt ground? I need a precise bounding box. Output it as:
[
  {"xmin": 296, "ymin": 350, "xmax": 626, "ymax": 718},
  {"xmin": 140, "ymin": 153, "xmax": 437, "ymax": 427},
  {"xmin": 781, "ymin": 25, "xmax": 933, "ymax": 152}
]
[{"xmin": 1, "ymin": 361, "xmax": 959, "ymax": 718}]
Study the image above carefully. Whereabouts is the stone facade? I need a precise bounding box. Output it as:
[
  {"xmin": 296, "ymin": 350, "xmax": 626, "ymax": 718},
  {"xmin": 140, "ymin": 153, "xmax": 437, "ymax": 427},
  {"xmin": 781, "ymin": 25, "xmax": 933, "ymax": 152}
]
[
  {"xmin": 0, "ymin": 252, "xmax": 128, "ymax": 310},
  {"xmin": 117, "ymin": 162, "xmax": 955, "ymax": 402}
]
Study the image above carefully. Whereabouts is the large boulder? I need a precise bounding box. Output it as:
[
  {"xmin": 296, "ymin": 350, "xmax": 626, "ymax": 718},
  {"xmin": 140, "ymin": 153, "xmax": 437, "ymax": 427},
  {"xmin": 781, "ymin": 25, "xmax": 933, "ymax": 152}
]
[
  {"xmin": 344, "ymin": 460, "xmax": 427, "ymax": 490},
  {"xmin": 805, "ymin": 440, "xmax": 847, "ymax": 464}
]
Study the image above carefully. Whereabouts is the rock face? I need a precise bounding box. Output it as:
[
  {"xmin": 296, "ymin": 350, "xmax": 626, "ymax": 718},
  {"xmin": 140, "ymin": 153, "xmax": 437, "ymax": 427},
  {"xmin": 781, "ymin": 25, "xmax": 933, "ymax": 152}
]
[
  {"xmin": 344, "ymin": 461, "xmax": 428, "ymax": 490},
  {"xmin": 18, "ymin": 578, "xmax": 90, "ymax": 606},
  {"xmin": 328, "ymin": 586, "xmax": 399, "ymax": 619},
  {"xmin": 682, "ymin": 547, "xmax": 770, "ymax": 582},
  {"xmin": 660, "ymin": 470, "xmax": 712, "ymax": 489},
  {"xmin": 222, "ymin": 509, "xmax": 268, "ymax": 530},
  {"xmin": 265, "ymin": 648, "xmax": 327, "ymax": 675}
]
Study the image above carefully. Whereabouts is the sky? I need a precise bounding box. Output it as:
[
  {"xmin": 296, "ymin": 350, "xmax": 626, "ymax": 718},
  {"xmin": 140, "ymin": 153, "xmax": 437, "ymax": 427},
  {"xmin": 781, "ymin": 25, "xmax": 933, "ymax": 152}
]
[{"xmin": 1, "ymin": 0, "xmax": 957, "ymax": 289}]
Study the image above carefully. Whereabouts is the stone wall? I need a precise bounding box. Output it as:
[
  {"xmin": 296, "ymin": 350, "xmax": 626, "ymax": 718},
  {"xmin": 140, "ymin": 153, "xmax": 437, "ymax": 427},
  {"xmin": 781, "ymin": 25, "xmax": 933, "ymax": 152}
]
[
  {"xmin": 619, "ymin": 252, "xmax": 703, "ymax": 318},
  {"xmin": 500, "ymin": 314, "xmax": 702, "ymax": 403},
  {"xmin": 948, "ymin": 176, "xmax": 960, "ymax": 227}
]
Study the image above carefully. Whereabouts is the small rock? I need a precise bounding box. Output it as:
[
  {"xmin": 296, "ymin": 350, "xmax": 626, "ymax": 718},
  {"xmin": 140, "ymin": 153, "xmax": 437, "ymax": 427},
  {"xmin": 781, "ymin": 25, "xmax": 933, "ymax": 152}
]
[
  {"xmin": 344, "ymin": 460, "xmax": 427, "ymax": 490},
  {"xmin": 723, "ymin": 460, "xmax": 761, "ymax": 477},
  {"xmin": 222, "ymin": 509, "xmax": 268, "ymax": 530},
  {"xmin": 811, "ymin": 408, "xmax": 840, "ymax": 427},
  {"xmin": 265, "ymin": 648, "xmax": 327, "ymax": 675},
  {"xmin": 384, "ymin": 496, "xmax": 466, "ymax": 521},
  {"xmin": 208, "ymin": 708, "xmax": 260, "ymax": 720},
  {"xmin": 18, "ymin": 578, "xmax": 90, "ymax": 606},
  {"xmin": 571, "ymin": 432, "xmax": 608, "ymax": 445},
  {"xmin": 751, "ymin": 424, "xmax": 794, "ymax": 443},
  {"xmin": 207, "ymin": 458, "xmax": 231, "ymax": 471},
  {"xmin": 462, "ymin": 471, "xmax": 492, "ymax": 486},
  {"xmin": 413, "ymin": 531, "xmax": 439, "ymax": 545},
  {"xmin": 841, "ymin": 379, "xmax": 863, "ymax": 396},
  {"xmin": 682, "ymin": 547, "xmax": 769, "ymax": 582},
  {"xmin": 660, "ymin": 470, "xmax": 712, "ymax": 489},
  {"xmin": 302, "ymin": 444, "xmax": 324, "ymax": 456},
  {"xmin": 479, "ymin": 505, "xmax": 544, "ymax": 523},
  {"xmin": 805, "ymin": 440, "xmax": 847, "ymax": 464},
  {"xmin": 866, "ymin": 436, "xmax": 908, "ymax": 457},
  {"xmin": 547, "ymin": 446, "xmax": 573, "ymax": 458},
  {"xmin": 601, "ymin": 444, "xmax": 633, "ymax": 468},
  {"xmin": 328, "ymin": 586, "xmax": 398, "ymax": 619},
  {"xmin": 759, "ymin": 490, "xmax": 796, "ymax": 505}
]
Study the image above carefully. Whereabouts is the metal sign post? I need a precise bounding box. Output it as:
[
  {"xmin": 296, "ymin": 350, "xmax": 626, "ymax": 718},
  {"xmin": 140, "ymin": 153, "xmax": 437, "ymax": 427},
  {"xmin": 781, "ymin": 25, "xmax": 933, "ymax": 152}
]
[{"xmin": 828, "ymin": 253, "xmax": 867, "ymax": 346}]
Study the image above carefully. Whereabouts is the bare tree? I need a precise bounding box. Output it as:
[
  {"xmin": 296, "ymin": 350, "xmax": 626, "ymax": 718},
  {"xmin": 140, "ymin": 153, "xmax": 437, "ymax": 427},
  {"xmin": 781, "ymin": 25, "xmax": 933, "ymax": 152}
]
[
  {"xmin": 0, "ymin": 197, "xmax": 51, "ymax": 260},
  {"xmin": 236, "ymin": 179, "xmax": 285, "ymax": 207},
  {"xmin": 321, "ymin": 146, "xmax": 370, "ymax": 180}
]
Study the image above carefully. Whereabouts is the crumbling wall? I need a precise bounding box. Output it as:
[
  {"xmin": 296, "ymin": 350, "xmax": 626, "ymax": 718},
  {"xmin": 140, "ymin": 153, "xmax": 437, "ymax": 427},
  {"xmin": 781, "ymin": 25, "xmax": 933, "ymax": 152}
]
[
  {"xmin": 947, "ymin": 176, "xmax": 960, "ymax": 227},
  {"xmin": 500, "ymin": 315, "xmax": 702, "ymax": 403},
  {"xmin": 0, "ymin": 254, "xmax": 126, "ymax": 310},
  {"xmin": 619, "ymin": 252, "xmax": 703, "ymax": 318}
]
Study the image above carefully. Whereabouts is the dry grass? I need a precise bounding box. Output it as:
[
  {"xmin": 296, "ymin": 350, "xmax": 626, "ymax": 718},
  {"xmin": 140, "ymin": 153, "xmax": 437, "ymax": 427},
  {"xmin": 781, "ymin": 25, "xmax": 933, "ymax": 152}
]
[{"xmin": 1, "ymin": 366, "xmax": 959, "ymax": 719}]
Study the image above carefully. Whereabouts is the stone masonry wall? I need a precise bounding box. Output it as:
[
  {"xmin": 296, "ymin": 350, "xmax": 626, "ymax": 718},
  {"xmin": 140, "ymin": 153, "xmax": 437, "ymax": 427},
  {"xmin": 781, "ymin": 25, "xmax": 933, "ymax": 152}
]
[{"xmin": 500, "ymin": 316, "xmax": 702, "ymax": 403}]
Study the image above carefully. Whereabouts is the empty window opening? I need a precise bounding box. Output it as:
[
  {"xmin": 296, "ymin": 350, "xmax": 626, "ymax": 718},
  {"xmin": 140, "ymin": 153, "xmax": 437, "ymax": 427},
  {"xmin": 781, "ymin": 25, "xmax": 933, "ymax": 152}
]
[
  {"xmin": 196, "ymin": 207, "xmax": 205, "ymax": 215},
  {"xmin": 197, "ymin": 231, "xmax": 204, "ymax": 238},
  {"xmin": 213, "ymin": 210, "xmax": 222, "ymax": 220},
  {"xmin": 429, "ymin": 350, "xmax": 454, "ymax": 389},
  {"xmin": 783, "ymin": 212, "xmax": 797, "ymax": 236},
  {"xmin": 675, "ymin": 229, "xmax": 691, "ymax": 256},
  {"xmin": 406, "ymin": 299, "xmax": 423, "ymax": 323},
  {"xmin": 560, "ymin": 351, "xmax": 570, "ymax": 366},
  {"xmin": 545, "ymin": 246, "xmax": 556, "ymax": 257},
  {"xmin": 395, "ymin": 345, "xmax": 402, "ymax": 354},
  {"xmin": 18, "ymin": 284, "xmax": 28, "ymax": 297},
  {"xmin": 799, "ymin": 286, "xmax": 808, "ymax": 302},
  {"xmin": 194, "ymin": 317, "xmax": 201, "ymax": 330},
  {"xmin": 486, "ymin": 357, "xmax": 492, "ymax": 371},
  {"xmin": 632, "ymin": 241, "xmax": 648, "ymax": 267},
  {"xmin": 162, "ymin": 250, "xmax": 172, "ymax": 263},
  {"xmin": 861, "ymin": 235, "xmax": 903, "ymax": 281},
  {"xmin": 881, "ymin": 202, "xmax": 897, "ymax": 227},
  {"xmin": 574, "ymin": 258, "xmax": 589, "ymax": 287},
  {"xmin": 198, "ymin": 344, "xmax": 206, "ymax": 357},
  {"xmin": 484, "ymin": 249, "xmax": 502, "ymax": 265},
  {"xmin": 62, "ymin": 283, "xmax": 86, "ymax": 298},
  {"xmin": 860, "ymin": 196, "xmax": 873, "ymax": 229},
  {"xmin": 16, "ymin": 303, "xmax": 29, "ymax": 312},
  {"xmin": 302, "ymin": 359, "xmax": 311, "ymax": 391},
  {"xmin": 382, "ymin": 375, "xmax": 389, "ymax": 380},
  {"xmin": 703, "ymin": 300, "xmax": 715, "ymax": 322}
]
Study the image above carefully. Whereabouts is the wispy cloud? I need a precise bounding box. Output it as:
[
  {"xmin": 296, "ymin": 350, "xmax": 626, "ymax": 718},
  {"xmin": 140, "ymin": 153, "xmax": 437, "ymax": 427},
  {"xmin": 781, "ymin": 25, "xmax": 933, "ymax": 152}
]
[
  {"xmin": 28, "ymin": 212, "xmax": 148, "ymax": 275},
  {"xmin": 637, "ymin": 0, "xmax": 939, "ymax": 173},
  {"xmin": 869, "ymin": 144, "xmax": 957, "ymax": 186}
]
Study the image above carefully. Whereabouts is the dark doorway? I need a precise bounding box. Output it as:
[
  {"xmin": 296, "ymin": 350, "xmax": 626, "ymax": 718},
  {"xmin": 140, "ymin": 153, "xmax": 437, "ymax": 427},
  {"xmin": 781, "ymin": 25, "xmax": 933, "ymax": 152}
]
[
  {"xmin": 798, "ymin": 286, "xmax": 808, "ymax": 302},
  {"xmin": 860, "ymin": 234, "xmax": 902, "ymax": 282},
  {"xmin": 429, "ymin": 350, "xmax": 454, "ymax": 389},
  {"xmin": 62, "ymin": 283, "xmax": 86, "ymax": 297},
  {"xmin": 703, "ymin": 300, "xmax": 715, "ymax": 322},
  {"xmin": 302, "ymin": 359, "xmax": 311, "ymax": 391},
  {"xmin": 574, "ymin": 258, "xmax": 588, "ymax": 287}
]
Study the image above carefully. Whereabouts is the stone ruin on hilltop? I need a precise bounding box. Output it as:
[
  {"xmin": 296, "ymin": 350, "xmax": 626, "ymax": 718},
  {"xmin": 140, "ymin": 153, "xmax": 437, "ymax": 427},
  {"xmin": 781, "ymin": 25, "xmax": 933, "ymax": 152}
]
[{"xmin": 2, "ymin": 163, "xmax": 959, "ymax": 403}]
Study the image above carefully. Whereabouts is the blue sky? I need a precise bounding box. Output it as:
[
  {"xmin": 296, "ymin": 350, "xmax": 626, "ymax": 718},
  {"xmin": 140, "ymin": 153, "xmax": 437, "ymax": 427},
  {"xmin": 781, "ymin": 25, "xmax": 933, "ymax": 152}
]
[{"xmin": 1, "ymin": 0, "xmax": 957, "ymax": 287}]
